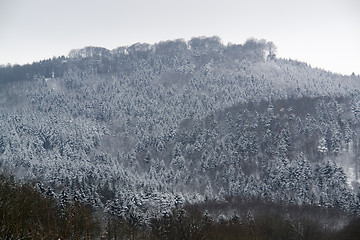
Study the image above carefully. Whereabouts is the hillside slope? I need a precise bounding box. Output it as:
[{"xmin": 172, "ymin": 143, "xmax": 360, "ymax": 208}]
[{"xmin": 0, "ymin": 37, "xmax": 360, "ymax": 223}]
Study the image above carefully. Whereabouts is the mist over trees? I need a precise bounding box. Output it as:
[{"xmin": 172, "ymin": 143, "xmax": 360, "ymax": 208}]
[{"xmin": 1, "ymin": 36, "xmax": 360, "ymax": 238}]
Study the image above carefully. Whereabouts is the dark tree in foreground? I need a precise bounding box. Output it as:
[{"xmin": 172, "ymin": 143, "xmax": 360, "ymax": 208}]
[{"xmin": 0, "ymin": 173, "xmax": 100, "ymax": 240}]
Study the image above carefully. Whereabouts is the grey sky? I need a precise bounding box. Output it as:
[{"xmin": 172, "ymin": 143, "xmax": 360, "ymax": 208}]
[{"xmin": 1, "ymin": 0, "xmax": 359, "ymax": 75}]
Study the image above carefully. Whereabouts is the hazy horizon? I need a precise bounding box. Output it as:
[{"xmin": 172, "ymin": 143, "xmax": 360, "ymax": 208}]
[{"xmin": 1, "ymin": 0, "xmax": 359, "ymax": 75}]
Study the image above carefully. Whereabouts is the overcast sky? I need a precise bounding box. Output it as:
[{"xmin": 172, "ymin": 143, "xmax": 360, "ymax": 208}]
[{"xmin": 1, "ymin": 0, "xmax": 359, "ymax": 75}]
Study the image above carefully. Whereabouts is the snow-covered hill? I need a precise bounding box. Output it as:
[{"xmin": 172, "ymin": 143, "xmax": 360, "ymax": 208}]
[{"xmin": 1, "ymin": 37, "xmax": 360, "ymax": 222}]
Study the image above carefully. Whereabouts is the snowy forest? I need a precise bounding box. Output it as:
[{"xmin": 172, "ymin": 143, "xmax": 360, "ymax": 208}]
[{"xmin": 1, "ymin": 36, "xmax": 360, "ymax": 239}]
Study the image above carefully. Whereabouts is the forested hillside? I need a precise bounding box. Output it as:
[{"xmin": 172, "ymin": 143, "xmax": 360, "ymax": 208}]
[{"xmin": 1, "ymin": 36, "xmax": 360, "ymax": 237}]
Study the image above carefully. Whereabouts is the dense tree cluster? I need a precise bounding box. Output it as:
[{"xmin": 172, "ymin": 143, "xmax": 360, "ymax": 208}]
[
  {"xmin": 2, "ymin": 173, "xmax": 360, "ymax": 239},
  {"xmin": 1, "ymin": 36, "xmax": 360, "ymax": 235},
  {"xmin": 0, "ymin": 172, "xmax": 100, "ymax": 239}
]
